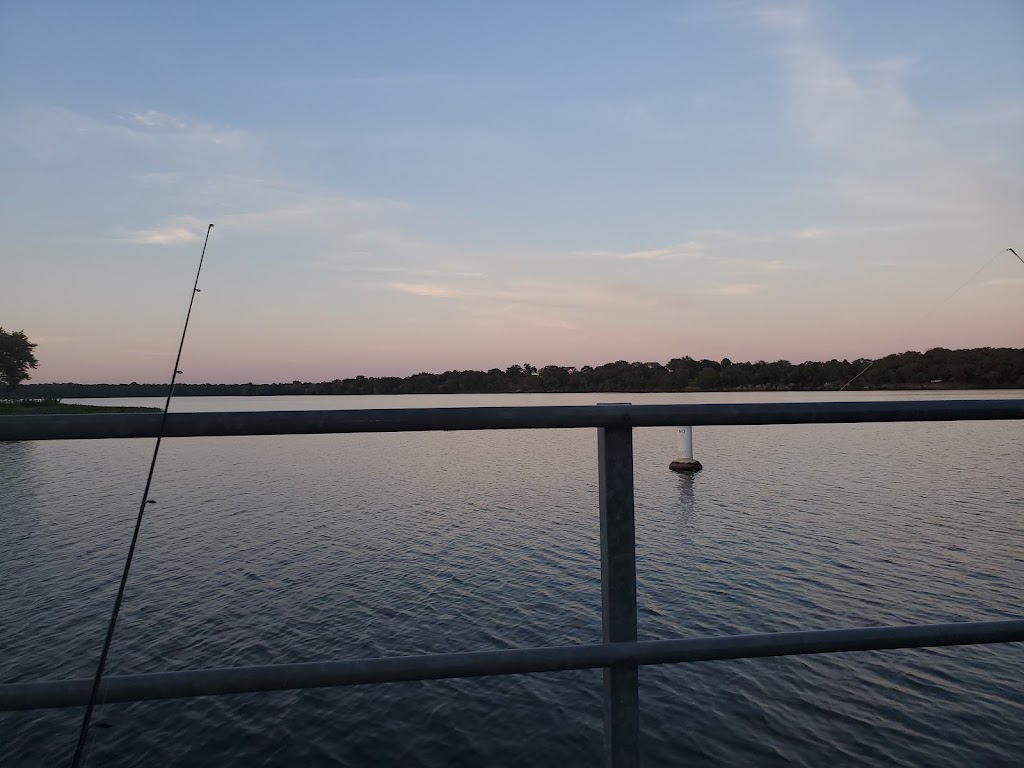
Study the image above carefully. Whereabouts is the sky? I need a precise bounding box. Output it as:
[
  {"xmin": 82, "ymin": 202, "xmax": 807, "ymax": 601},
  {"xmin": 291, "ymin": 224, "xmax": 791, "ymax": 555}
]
[{"xmin": 1, "ymin": 1, "xmax": 1022, "ymax": 384}]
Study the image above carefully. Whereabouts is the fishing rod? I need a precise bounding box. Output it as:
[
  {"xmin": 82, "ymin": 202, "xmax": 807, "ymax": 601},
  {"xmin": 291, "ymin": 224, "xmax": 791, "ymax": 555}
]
[
  {"xmin": 70, "ymin": 223, "xmax": 215, "ymax": 768},
  {"xmin": 839, "ymin": 246, "xmax": 1022, "ymax": 391}
]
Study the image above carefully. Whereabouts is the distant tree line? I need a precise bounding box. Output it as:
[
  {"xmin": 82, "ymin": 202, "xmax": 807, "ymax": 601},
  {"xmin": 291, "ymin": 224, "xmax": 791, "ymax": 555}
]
[{"xmin": 16, "ymin": 347, "xmax": 1024, "ymax": 399}]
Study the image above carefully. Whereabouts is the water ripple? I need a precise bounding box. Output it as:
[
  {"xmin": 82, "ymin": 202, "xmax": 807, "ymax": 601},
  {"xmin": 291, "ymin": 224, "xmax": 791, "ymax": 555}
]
[{"xmin": 2, "ymin": 391, "xmax": 1022, "ymax": 766}]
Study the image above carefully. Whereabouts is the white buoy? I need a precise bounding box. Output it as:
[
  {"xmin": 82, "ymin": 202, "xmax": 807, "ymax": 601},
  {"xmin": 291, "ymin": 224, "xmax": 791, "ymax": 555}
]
[{"xmin": 669, "ymin": 426, "xmax": 702, "ymax": 472}]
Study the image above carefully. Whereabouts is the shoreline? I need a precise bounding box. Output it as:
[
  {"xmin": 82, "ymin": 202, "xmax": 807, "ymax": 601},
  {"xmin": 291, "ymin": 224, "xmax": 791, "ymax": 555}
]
[
  {"xmin": 16, "ymin": 383, "xmax": 1024, "ymax": 399},
  {"xmin": 0, "ymin": 401, "xmax": 161, "ymax": 415}
]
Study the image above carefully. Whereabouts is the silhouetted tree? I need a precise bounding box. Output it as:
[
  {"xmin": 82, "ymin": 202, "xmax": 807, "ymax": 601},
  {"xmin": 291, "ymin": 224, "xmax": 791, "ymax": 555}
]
[{"xmin": 0, "ymin": 328, "xmax": 38, "ymax": 394}]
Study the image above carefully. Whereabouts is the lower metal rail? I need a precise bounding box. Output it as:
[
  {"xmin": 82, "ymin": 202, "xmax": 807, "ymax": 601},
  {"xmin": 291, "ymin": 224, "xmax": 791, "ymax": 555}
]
[{"xmin": 2, "ymin": 619, "xmax": 1021, "ymax": 712}]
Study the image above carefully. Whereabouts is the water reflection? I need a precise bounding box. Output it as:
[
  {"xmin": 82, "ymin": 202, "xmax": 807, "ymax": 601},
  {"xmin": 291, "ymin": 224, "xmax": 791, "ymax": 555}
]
[
  {"xmin": 675, "ymin": 472, "xmax": 697, "ymax": 510},
  {"xmin": 0, "ymin": 440, "xmax": 34, "ymax": 479},
  {"xmin": 0, "ymin": 442, "xmax": 38, "ymax": 533}
]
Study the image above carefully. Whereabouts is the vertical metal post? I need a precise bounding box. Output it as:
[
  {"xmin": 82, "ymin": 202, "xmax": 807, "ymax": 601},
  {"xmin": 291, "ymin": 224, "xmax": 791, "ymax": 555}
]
[{"xmin": 598, "ymin": 426, "xmax": 639, "ymax": 767}]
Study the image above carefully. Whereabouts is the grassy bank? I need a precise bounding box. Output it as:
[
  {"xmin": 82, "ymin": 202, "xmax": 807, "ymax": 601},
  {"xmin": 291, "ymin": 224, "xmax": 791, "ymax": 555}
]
[{"xmin": 0, "ymin": 399, "xmax": 160, "ymax": 415}]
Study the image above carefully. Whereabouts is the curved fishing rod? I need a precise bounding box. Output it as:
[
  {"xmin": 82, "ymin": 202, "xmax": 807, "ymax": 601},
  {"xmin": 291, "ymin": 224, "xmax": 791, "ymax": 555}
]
[
  {"xmin": 840, "ymin": 246, "xmax": 1022, "ymax": 391},
  {"xmin": 71, "ymin": 223, "xmax": 215, "ymax": 768}
]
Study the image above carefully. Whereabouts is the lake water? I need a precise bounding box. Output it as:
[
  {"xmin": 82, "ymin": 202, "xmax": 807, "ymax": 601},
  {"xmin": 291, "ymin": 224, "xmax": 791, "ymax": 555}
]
[{"xmin": 2, "ymin": 391, "xmax": 1022, "ymax": 767}]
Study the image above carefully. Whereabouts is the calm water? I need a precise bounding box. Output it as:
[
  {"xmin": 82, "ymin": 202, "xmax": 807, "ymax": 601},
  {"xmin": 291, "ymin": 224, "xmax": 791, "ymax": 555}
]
[{"xmin": 2, "ymin": 391, "xmax": 1022, "ymax": 767}]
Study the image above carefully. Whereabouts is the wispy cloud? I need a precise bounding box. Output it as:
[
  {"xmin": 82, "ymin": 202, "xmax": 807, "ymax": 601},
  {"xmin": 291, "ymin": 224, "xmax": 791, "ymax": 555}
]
[
  {"xmin": 941, "ymin": 99, "xmax": 1024, "ymax": 136},
  {"xmin": 127, "ymin": 215, "xmax": 203, "ymax": 245},
  {"xmin": 747, "ymin": 3, "xmax": 812, "ymax": 32},
  {"xmin": 382, "ymin": 278, "xmax": 658, "ymax": 310},
  {"xmin": 127, "ymin": 110, "xmax": 191, "ymax": 130},
  {"xmin": 7, "ymin": 106, "xmax": 260, "ymax": 163},
  {"xmin": 122, "ymin": 180, "xmax": 413, "ymax": 253},
  {"xmin": 130, "ymin": 228, "xmax": 197, "ymax": 246},
  {"xmin": 341, "ymin": 265, "xmax": 485, "ymax": 278},
  {"xmin": 696, "ymin": 224, "xmax": 897, "ymax": 245},
  {"xmin": 591, "ymin": 100, "xmax": 658, "ymax": 129},
  {"xmin": 469, "ymin": 303, "xmax": 581, "ymax": 332},
  {"xmin": 723, "ymin": 258, "xmax": 792, "ymax": 274},
  {"xmin": 747, "ymin": 2, "xmax": 1019, "ymax": 226},
  {"xmin": 693, "ymin": 228, "xmax": 777, "ymax": 245},
  {"xmin": 387, "ymin": 282, "xmax": 463, "ymax": 298},
  {"xmin": 133, "ymin": 171, "xmax": 184, "ymax": 185},
  {"xmin": 214, "ymin": 197, "xmax": 406, "ymax": 234},
  {"xmin": 787, "ymin": 225, "xmax": 900, "ymax": 240},
  {"xmin": 708, "ymin": 283, "xmax": 762, "ymax": 296},
  {"xmin": 791, "ymin": 226, "xmax": 836, "ymax": 240},
  {"xmin": 123, "ymin": 109, "xmax": 254, "ymax": 150},
  {"xmin": 573, "ymin": 241, "xmax": 707, "ymax": 262},
  {"xmin": 765, "ymin": 13, "xmax": 919, "ymax": 158},
  {"xmin": 586, "ymin": 100, "xmax": 685, "ymax": 142}
]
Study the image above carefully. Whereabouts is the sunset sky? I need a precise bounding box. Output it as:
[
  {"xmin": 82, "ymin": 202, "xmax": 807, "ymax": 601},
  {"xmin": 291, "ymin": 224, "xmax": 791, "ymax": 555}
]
[{"xmin": 2, "ymin": 1, "xmax": 1022, "ymax": 384}]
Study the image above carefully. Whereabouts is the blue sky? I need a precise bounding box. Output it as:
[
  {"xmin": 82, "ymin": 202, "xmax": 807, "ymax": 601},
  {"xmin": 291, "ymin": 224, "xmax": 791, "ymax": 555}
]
[{"xmin": 2, "ymin": 1, "xmax": 1022, "ymax": 383}]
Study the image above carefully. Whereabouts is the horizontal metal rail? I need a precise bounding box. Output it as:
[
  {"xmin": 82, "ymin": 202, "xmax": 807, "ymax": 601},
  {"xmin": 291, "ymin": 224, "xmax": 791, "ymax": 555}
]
[
  {"xmin": 2, "ymin": 620, "xmax": 1022, "ymax": 712},
  {"xmin": 2, "ymin": 399, "xmax": 1022, "ymax": 441}
]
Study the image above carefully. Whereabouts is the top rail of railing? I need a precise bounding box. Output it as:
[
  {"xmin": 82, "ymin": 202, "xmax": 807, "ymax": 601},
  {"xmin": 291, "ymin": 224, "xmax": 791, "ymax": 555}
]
[{"xmin": 1, "ymin": 399, "xmax": 1023, "ymax": 441}]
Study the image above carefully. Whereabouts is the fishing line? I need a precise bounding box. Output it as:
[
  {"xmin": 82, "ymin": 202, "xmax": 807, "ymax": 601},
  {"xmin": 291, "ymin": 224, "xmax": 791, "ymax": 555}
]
[
  {"xmin": 70, "ymin": 223, "xmax": 214, "ymax": 768},
  {"xmin": 839, "ymin": 247, "xmax": 1020, "ymax": 391}
]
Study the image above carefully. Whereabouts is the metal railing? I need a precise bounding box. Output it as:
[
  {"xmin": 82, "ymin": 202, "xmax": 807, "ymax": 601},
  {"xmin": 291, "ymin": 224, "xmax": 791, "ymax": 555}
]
[{"xmin": 3, "ymin": 399, "xmax": 1024, "ymax": 767}]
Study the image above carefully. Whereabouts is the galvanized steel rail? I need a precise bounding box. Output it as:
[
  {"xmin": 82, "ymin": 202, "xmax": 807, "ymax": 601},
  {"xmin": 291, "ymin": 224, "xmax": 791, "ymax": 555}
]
[
  {"xmin": 2, "ymin": 399, "xmax": 1022, "ymax": 768},
  {"xmin": 2, "ymin": 620, "xmax": 1022, "ymax": 712},
  {"xmin": 1, "ymin": 399, "xmax": 1022, "ymax": 441}
]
